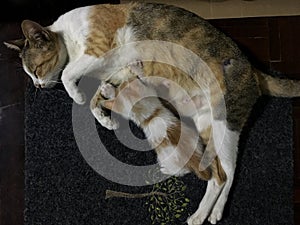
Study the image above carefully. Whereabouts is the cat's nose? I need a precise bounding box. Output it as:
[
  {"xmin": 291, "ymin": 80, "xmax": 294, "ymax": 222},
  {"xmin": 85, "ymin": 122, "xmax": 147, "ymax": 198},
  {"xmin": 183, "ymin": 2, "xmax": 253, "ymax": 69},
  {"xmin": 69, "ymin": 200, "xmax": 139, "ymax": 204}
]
[
  {"xmin": 34, "ymin": 83, "xmax": 41, "ymax": 88},
  {"xmin": 34, "ymin": 83, "xmax": 46, "ymax": 88}
]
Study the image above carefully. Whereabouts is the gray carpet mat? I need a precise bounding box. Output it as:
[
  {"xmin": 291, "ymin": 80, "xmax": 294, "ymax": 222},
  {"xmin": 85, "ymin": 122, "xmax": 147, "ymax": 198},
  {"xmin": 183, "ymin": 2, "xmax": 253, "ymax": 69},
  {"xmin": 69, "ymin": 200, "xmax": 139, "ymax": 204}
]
[{"xmin": 24, "ymin": 76, "xmax": 293, "ymax": 225}]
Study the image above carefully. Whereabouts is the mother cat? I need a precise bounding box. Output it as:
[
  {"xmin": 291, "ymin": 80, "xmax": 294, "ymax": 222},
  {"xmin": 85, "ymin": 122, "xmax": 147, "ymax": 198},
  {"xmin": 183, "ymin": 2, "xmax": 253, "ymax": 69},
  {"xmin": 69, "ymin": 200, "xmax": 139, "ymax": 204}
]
[{"xmin": 5, "ymin": 2, "xmax": 300, "ymax": 224}]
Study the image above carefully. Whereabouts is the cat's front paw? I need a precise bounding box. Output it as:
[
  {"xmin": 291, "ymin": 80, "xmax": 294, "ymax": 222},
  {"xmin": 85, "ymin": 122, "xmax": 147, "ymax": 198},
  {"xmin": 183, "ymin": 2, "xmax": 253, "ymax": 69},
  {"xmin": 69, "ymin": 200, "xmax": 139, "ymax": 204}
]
[
  {"xmin": 73, "ymin": 92, "xmax": 86, "ymax": 105},
  {"xmin": 100, "ymin": 83, "xmax": 115, "ymax": 99}
]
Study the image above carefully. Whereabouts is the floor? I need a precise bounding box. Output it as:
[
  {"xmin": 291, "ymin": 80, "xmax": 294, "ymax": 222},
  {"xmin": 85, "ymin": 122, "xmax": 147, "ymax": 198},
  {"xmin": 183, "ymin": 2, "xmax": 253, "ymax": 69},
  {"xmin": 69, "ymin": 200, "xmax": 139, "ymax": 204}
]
[
  {"xmin": 1, "ymin": 17, "xmax": 300, "ymax": 224},
  {"xmin": 0, "ymin": 22, "xmax": 26, "ymax": 225},
  {"xmin": 121, "ymin": 0, "xmax": 300, "ymax": 19}
]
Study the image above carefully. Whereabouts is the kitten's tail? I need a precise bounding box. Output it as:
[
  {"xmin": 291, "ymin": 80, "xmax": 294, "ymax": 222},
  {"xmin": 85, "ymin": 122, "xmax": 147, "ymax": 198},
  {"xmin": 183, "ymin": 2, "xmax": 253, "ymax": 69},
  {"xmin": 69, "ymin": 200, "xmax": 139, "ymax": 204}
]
[
  {"xmin": 187, "ymin": 152, "xmax": 226, "ymax": 185},
  {"xmin": 258, "ymin": 71, "xmax": 300, "ymax": 97},
  {"xmin": 187, "ymin": 152, "xmax": 212, "ymax": 181}
]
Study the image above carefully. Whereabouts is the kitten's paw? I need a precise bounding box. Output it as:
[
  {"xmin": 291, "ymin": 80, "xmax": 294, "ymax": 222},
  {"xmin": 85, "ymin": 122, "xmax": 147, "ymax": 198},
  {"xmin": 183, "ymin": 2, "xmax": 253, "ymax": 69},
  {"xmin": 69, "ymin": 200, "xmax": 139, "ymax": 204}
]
[
  {"xmin": 128, "ymin": 60, "xmax": 144, "ymax": 77},
  {"xmin": 73, "ymin": 92, "xmax": 86, "ymax": 105},
  {"xmin": 160, "ymin": 167, "xmax": 171, "ymax": 175},
  {"xmin": 100, "ymin": 117, "xmax": 119, "ymax": 130},
  {"xmin": 100, "ymin": 83, "xmax": 115, "ymax": 99},
  {"xmin": 92, "ymin": 108, "xmax": 119, "ymax": 130}
]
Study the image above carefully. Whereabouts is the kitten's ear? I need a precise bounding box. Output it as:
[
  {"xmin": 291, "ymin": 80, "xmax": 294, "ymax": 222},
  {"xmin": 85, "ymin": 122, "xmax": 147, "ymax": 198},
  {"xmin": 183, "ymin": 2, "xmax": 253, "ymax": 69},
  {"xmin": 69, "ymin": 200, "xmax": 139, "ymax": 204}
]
[
  {"xmin": 162, "ymin": 79, "xmax": 171, "ymax": 88},
  {"xmin": 102, "ymin": 99, "xmax": 115, "ymax": 110},
  {"xmin": 126, "ymin": 80, "xmax": 142, "ymax": 96},
  {"xmin": 21, "ymin": 20, "xmax": 51, "ymax": 45},
  {"xmin": 3, "ymin": 39, "xmax": 25, "ymax": 52},
  {"xmin": 191, "ymin": 95, "xmax": 203, "ymax": 108}
]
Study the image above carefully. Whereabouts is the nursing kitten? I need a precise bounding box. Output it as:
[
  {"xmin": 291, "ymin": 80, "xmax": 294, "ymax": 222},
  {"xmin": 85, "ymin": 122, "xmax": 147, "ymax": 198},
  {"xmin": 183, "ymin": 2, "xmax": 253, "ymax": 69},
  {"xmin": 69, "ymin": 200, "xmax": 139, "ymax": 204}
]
[
  {"xmin": 5, "ymin": 2, "xmax": 300, "ymax": 224},
  {"xmin": 99, "ymin": 77, "xmax": 226, "ymax": 184}
]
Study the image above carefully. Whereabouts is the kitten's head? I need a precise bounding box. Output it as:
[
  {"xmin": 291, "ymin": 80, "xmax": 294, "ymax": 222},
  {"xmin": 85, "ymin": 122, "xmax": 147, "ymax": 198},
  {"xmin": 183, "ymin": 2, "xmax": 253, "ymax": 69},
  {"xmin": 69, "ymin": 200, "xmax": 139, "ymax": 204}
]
[
  {"xmin": 103, "ymin": 78, "xmax": 158, "ymax": 118},
  {"xmin": 4, "ymin": 20, "xmax": 67, "ymax": 88}
]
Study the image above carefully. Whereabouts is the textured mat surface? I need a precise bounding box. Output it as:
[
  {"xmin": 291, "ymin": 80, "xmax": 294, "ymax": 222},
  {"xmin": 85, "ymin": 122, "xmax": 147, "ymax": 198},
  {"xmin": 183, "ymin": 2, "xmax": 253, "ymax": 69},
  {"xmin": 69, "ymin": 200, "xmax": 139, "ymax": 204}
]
[{"xmin": 24, "ymin": 77, "xmax": 294, "ymax": 225}]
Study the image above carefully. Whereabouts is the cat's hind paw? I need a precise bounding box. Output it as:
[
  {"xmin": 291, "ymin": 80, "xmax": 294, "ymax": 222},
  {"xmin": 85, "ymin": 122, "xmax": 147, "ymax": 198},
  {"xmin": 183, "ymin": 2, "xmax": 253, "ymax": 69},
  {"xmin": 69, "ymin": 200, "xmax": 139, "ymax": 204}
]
[
  {"xmin": 187, "ymin": 214, "xmax": 207, "ymax": 225},
  {"xmin": 208, "ymin": 210, "xmax": 222, "ymax": 225}
]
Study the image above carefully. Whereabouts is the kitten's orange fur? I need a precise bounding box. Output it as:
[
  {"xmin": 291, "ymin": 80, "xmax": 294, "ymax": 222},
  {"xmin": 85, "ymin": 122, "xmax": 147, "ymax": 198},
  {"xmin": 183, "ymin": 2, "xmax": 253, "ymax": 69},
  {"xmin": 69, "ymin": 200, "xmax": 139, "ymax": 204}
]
[{"xmin": 100, "ymin": 78, "xmax": 225, "ymax": 184}]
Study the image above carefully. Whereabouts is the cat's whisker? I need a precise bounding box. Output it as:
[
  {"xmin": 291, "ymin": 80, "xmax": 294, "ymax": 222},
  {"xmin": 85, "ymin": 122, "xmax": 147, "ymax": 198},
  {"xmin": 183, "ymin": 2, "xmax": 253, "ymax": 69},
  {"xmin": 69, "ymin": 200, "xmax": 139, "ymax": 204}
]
[
  {"xmin": 54, "ymin": 89, "xmax": 67, "ymax": 94},
  {"xmin": 16, "ymin": 68, "xmax": 24, "ymax": 72},
  {"xmin": 14, "ymin": 61, "xmax": 23, "ymax": 69},
  {"xmin": 47, "ymin": 80, "xmax": 63, "ymax": 84},
  {"xmin": 32, "ymin": 86, "xmax": 39, "ymax": 106},
  {"xmin": 15, "ymin": 61, "xmax": 22, "ymax": 66}
]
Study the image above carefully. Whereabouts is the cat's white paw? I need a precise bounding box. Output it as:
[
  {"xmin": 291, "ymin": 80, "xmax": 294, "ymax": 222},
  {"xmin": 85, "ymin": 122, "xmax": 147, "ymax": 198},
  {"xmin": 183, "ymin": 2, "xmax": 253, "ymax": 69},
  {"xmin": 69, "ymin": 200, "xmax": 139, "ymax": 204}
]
[
  {"xmin": 187, "ymin": 211, "xmax": 208, "ymax": 225},
  {"xmin": 92, "ymin": 108, "xmax": 119, "ymax": 130},
  {"xmin": 73, "ymin": 92, "xmax": 86, "ymax": 105},
  {"xmin": 208, "ymin": 201, "xmax": 224, "ymax": 224},
  {"xmin": 100, "ymin": 83, "xmax": 115, "ymax": 99},
  {"xmin": 208, "ymin": 210, "xmax": 222, "ymax": 225}
]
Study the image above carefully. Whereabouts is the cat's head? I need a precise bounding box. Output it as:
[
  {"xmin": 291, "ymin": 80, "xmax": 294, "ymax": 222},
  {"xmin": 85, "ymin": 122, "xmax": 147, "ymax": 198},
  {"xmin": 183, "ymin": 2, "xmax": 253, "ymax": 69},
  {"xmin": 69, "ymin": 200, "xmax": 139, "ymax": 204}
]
[{"xmin": 4, "ymin": 20, "xmax": 67, "ymax": 88}]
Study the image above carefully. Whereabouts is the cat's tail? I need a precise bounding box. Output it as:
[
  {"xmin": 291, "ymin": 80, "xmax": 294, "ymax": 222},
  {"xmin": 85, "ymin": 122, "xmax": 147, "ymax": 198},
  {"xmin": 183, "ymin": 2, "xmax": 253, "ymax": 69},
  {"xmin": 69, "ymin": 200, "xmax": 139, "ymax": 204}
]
[{"xmin": 258, "ymin": 71, "xmax": 300, "ymax": 97}]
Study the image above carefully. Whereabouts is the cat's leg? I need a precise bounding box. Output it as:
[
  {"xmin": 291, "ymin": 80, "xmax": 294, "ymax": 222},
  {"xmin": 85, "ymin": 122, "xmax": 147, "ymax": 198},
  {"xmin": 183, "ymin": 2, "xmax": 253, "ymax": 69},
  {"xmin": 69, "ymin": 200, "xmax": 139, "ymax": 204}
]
[
  {"xmin": 207, "ymin": 124, "xmax": 239, "ymax": 224},
  {"xmin": 90, "ymin": 82, "xmax": 119, "ymax": 130},
  {"xmin": 187, "ymin": 134, "xmax": 225, "ymax": 225},
  {"xmin": 188, "ymin": 109, "xmax": 239, "ymax": 224},
  {"xmin": 61, "ymin": 55, "xmax": 99, "ymax": 104},
  {"xmin": 187, "ymin": 115, "xmax": 225, "ymax": 225},
  {"xmin": 188, "ymin": 121, "xmax": 239, "ymax": 225}
]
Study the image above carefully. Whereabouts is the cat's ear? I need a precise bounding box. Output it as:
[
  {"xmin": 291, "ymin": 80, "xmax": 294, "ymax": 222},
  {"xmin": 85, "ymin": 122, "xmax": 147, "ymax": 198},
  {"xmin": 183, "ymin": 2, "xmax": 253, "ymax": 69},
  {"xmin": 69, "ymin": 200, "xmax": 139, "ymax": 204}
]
[
  {"xmin": 3, "ymin": 39, "xmax": 25, "ymax": 52},
  {"xmin": 21, "ymin": 20, "xmax": 51, "ymax": 45}
]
